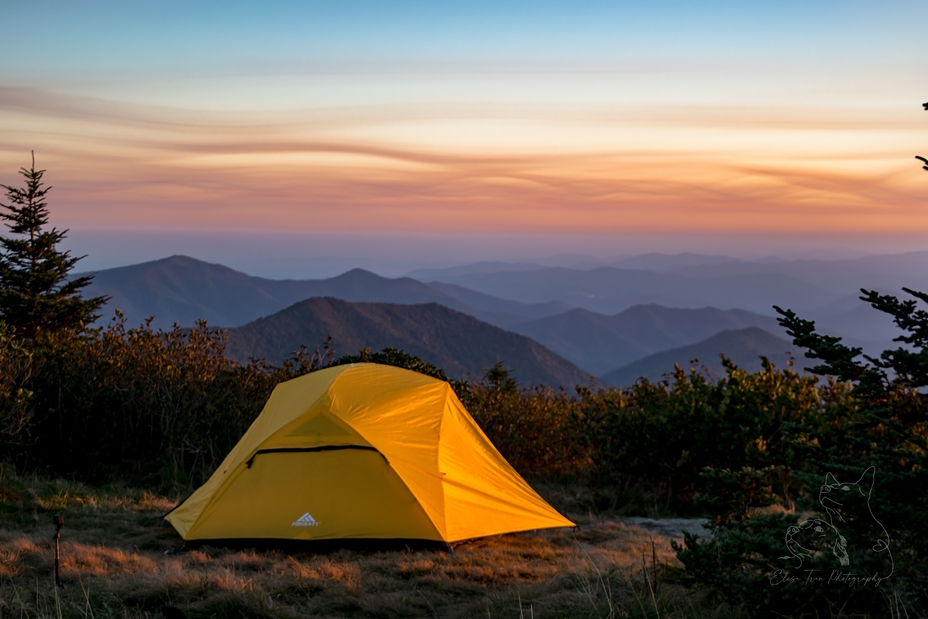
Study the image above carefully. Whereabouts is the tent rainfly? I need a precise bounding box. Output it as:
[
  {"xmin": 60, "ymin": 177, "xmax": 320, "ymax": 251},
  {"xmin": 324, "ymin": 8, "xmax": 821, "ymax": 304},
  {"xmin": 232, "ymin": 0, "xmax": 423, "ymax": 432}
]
[{"xmin": 165, "ymin": 363, "xmax": 574, "ymax": 544}]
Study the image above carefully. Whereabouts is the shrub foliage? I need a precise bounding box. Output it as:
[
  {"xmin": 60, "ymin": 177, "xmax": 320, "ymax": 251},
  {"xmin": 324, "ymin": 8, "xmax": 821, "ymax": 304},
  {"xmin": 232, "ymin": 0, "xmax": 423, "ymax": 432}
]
[
  {"xmin": 0, "ymin": 310, "xmax": 853, "ymax": 504},
  {"xmin": 2, "ymin": 313, "xmax": 332, "ymax": 489},
  {"xmin": 672, "ymin": 289, "xmax": 928, "ymax": 618}
]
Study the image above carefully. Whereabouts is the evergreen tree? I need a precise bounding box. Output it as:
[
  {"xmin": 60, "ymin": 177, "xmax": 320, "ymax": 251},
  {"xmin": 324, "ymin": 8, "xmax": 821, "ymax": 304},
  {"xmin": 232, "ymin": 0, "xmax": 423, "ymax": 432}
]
[
  {"xmin": 0, "ymin": 154, "xmax": 108, "ymax": 338},
  {"xmin": 484, "ymin": 360, "xmax": 519, "ymax": 394}
]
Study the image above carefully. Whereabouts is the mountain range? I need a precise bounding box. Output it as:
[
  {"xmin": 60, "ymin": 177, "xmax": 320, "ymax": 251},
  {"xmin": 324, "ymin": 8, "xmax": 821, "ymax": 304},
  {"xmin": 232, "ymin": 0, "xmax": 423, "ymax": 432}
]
[
  {"xmin": 508, "ymin": 305, "xmax": 784, "ymax": 375},
  {"xmin": 600, "ymin": 327, "xmax": 797, "ymax": 387},
  {"xmin": 418, "ymin": 266, "xmax": 839, "ymax": 316},
  {"xmin": 410, "ymin": 250, "xmax": 928, "ymax": 294},
  {"xmin": 82, "ymin": 256, "xmax": 566, "ymax": 331},
  {"xmin": 76, "ymin": 251, "xmax": 919, "ymax": 386},
  {"xmin": 224, "ymin": 297, "xmax": 592, "ymax": 388}
]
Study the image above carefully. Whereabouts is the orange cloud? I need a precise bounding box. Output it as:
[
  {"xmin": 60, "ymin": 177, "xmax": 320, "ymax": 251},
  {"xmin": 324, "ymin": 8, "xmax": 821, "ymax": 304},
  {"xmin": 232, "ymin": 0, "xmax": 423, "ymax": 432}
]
[{"xmin": 1, "ymin": 85, "xmax": 925, "ymax": 237}]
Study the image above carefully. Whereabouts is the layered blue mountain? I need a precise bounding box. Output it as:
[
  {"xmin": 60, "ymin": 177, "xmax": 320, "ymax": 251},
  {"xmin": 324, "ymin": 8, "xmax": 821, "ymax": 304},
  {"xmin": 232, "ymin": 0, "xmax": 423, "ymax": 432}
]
[
  {"xmin": 224, "ymin": 297, "xmax": 592, "ymax": 388},
  {"xmin": 77, "ymin": 252, "xmax": 917, "ymax": 384},
  {"xmin": 415, "ymin": 251, "xmax": 928, "ymax": 317},
  {"xmin": 509, "ymin": 305, "xmax": 784, "ymax": 376},
  {"xmin": 420, "ymin": 266, "xmax": 832, "ymax": 316},
  {"xmin": 80, "ymin": 255, "xmax": 567, "ymax": 330},
  {"xmin": 600, "ymin": 327, "xmax": 797, "ymax": 388}
]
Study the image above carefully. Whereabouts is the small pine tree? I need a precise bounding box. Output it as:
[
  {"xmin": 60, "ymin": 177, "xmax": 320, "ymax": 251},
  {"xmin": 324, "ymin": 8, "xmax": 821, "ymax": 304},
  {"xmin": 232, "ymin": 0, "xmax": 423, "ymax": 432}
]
[
  {"xmin": 0, "ymin": 153, "xmax": 108, "ymax": 338},
  {"xmin": 484, "ymin": 360, "xmax": 518, "ymax": 394}
]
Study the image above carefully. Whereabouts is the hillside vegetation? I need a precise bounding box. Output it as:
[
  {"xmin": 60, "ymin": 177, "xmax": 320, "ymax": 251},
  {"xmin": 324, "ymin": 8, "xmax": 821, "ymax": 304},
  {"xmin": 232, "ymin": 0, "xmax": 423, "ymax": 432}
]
[{"xmin": 0, "ymin": 310, "xmax": 840, "ymax": 502}]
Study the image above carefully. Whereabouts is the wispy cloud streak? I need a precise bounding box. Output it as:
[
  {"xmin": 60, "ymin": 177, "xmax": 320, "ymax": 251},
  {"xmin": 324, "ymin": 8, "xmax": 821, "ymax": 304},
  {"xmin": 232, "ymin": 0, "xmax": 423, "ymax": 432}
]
[{"xmin": 1, "ymin": 84, "xmax": 924, "ymax": 236}]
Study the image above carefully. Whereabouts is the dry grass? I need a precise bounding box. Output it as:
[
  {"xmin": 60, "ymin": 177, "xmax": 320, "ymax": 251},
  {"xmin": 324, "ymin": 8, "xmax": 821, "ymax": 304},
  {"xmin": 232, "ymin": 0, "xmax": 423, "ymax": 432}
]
[{"xmin": 0, "ymin": 469, "xmax": 732, "ymax": 619}]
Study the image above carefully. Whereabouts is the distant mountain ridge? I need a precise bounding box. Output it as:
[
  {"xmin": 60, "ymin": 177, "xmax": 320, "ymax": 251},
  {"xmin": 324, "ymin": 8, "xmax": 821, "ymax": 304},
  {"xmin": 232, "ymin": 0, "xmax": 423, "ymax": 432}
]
[
  {"xmin": 510, "ymin": 304, "xmax": 784, "ymax": 375},
  {"xmin": 224, "ymin": 297, "xmax": 592, "ymax": 388},
  {"xmin": 600, "ymin": 327, "xmax": 798, "ymax": 387},
  {"xmin": 427, "ymin": 266, "xmax": 832, "ymax": 316},
  {"xmin": 406, "ymin": 261, "xmax": 552, "ymax": 280},
  {"xmin": 77, "ymin": 252, "xmax": 917, "ymax": 383},
  {"xmin": 81, "ymin": 255, "xmax": 569, "ymax": 329},
  {"xmin": 417, "ymin": 251, "xmax": 928, "ymax": 315},
  {"xmin": 424, "ymin": 281, "xmax": 572, "ymax": 328},
  {"xmin": 82, "ymin": 252, "xmax": 928, "ymax": 337}
]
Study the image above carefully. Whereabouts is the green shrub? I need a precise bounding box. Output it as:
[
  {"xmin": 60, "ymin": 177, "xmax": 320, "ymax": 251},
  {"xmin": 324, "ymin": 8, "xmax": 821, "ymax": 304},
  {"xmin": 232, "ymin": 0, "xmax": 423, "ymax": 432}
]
[
  {"xmin": 466, "ymin": 380, "xmax": 592, "ymax": 480},
  {"xmin": 0, "ymin": 323, "xmax": 35, "ymax": 450},
  {"xmin": 582, "ymin": 359, "xmax": 851, "ymax": 515},
  {"xmin": 673, "ymin": 291, "xmax": 928, "ymax": 618},
  {"xmin": 0, "ymin": 313, "xmax": 864, "ymax": 533},
  {"xmin": 4, "ymin": 313, "xmax": 331, "ymax": 490}
]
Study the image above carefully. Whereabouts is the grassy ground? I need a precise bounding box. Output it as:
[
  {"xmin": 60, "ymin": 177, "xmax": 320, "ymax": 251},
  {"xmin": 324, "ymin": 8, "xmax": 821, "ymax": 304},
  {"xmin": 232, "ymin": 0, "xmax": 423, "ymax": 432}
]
[{"xmin": 0, "ymin": 470, "xmax": 730, "ymax": 619}]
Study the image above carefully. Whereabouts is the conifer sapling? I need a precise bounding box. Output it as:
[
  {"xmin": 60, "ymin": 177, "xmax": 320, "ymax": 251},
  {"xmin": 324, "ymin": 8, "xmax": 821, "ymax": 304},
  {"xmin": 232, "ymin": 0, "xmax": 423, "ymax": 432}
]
[{"xmin": 0, "ymin": 153, "xmax": 108, "ymax": 337}]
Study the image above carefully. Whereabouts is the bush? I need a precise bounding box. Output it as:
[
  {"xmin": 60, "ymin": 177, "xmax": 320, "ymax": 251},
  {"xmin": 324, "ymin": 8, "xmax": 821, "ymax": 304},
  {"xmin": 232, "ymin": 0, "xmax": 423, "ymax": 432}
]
[
  {"xmin": 460, "ymin": 358, "xmax": 852, "ymax": 517},
  {"xmin": 0, "ymin": 314, "xmax": 863, "ymax": 532},
  {"xmin": 582, "ymin": 358, "xmax": 851, "ymax": 515},
  {"xmin": 673, "ymin": 291, "xmax": 928, "ymax": 618},
  {"xmin": 0, "ymin": 323, "xmax": 35, "ymax": 450},
  {"xmin": 3, "ymin": 313, "xmax": 332, "ymax": 490},
  {"xmin": 465, "ymin": 380, "xmax": 592, "ymax": 480}
]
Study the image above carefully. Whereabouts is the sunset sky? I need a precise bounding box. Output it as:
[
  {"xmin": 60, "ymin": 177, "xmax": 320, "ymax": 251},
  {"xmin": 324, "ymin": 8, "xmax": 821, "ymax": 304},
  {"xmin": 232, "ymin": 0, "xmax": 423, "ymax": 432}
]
[{"xmin": 1, "ymin": 1, "xmax": 927, "ymax": 275}]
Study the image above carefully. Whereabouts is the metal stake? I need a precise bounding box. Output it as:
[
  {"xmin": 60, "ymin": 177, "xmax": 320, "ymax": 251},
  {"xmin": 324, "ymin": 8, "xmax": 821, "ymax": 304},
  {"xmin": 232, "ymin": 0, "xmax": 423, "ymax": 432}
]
[{"xmin": 52, "ymin": 514, "xmax": 64, "ymax": 587}]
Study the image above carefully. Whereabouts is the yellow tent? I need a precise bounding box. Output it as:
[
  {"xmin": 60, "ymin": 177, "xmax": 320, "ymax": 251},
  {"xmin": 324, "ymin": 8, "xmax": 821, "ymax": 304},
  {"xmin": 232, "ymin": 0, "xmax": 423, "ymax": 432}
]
[{"xmin": 165, "ymin": 363, "xmax": 573, "ymax": 543}]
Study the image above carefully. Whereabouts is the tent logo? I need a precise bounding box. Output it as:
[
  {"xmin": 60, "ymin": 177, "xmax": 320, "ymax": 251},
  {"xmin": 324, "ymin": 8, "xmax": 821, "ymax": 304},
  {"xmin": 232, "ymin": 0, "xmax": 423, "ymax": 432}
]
[{"xmin": 292, "ymin": 512, "xmax": 320, "ymax": 527}]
